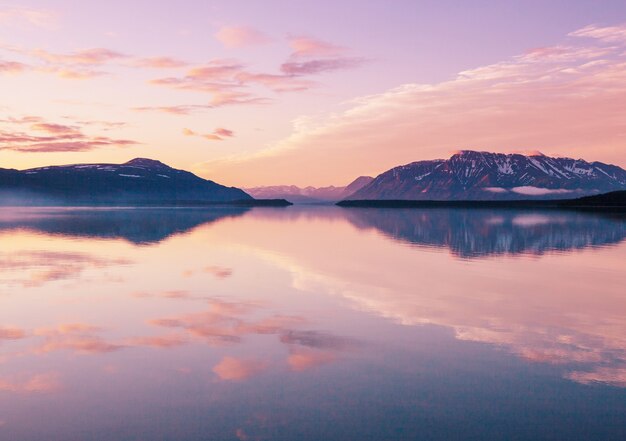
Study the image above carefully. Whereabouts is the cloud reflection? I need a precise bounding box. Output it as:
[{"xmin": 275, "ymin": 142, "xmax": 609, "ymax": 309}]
[{"xmin": 213, "ymin": 356, "xmax": 268, "ymax": 381}]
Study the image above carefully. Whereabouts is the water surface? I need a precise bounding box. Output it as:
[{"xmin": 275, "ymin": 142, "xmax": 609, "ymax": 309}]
[{"xmin": 1, "ymin": 206, "xmax": 625, "ymax": 440}]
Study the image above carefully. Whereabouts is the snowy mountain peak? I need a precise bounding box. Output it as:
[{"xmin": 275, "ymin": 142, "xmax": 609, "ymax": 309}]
[{"xmin": 349, "ymin": 151, "xmax": 626, "ymax": 201}]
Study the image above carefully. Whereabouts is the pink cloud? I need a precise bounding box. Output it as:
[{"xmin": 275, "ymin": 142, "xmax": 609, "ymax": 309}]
[
  {"xmin": 0, "ymin": 373, "xmax": 61, "ymax": 393},
  {"xmin": 0, "ymin": 60, "xmax": 27, "ymax": 74},
  {"xmin": 132, "ymin": 105, "xmax": 213, "ymax": 115},
  {"xmin": 212, "ymin": 356, "xmax": 268, "ymax": 381},
  {"xmin": 280, "ymin": 57, "xmax": 365, "ymax": 75},
  {"xmin": 569, "ymin": 24, "xmax": 626, "ymax": 43},
  {"xmin": 127, "ymin": 334, "xmax": 188, "ymax": 348},
  {"xmin": 31, "ymin": 47, "xmax": 127, "ymax": 65},
  {"xmin": 215, "ymin": 26, "xmax": 271, "ymax": 48},
  {"xmin": 213, "ymin": 129, "xmax": 234, "ymax": 138},
  {"xmin": 287, "ymin": 349, "xmax": 335, "ymax": 371},
  {"xmin": 34, "ymin": 323, "xmax": 123, "ymax": 354},
  {"xmin": 0, "ymin": 326, "xmax": 26, "ymax": 341},
  {"xmin": 54, "ymin": 68, "xmax": 107, "ymax": 80},
  {"xmin": 30, "ymin": 122, "xmax": 80, "ymax": 135},
  {"xmin": 288, "ymin": 37, "xmax": 345, "ymax": 58},
  {"xmin": 0, "ymin": 116, "xmax": 138, "ymax": 153},
  {"xmin": 234, "ymin": 72, "xmax": 314, "ymax": 92},
  {"xmin": 133, "ymin": 56, "xmax": 188, "ymax": 68},
  {"xmin": 182, "ymin": 128, "xmax": 235, "ymax": 142},
  {"xmin": 0, "ymin": 7, "xmax": 57, "ymax": 29},
  {"xmin": 200, "ymin": 23, "xmax": 626, "ymax": 186}
]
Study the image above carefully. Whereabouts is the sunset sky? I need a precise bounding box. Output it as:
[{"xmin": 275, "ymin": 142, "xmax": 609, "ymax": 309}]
[{"xmin": 1, "ymin": 0, "xmax": 626, "ymax": 187}]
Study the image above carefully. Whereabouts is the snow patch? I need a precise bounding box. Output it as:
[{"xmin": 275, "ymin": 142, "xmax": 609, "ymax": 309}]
[{"xmin": 496, "ymin": 159, "xmax": 514, "ymax": 175}]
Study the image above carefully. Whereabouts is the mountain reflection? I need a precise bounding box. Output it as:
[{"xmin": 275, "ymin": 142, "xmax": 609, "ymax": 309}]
[
  {"xmin": 342, "ymin": 208, "xmax": 626, "ymax": 257},
  {"xmin": 0, "ymin": 206, "xmax": 249, "ymax": 244}
]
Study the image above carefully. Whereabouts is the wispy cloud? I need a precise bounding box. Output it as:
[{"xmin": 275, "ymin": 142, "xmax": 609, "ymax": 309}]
[
  {"xmin": 0, "ymin": 115, "xmax": 138, "ymax": 153},
  {"xmin": 200, "ymin": 22, "xmax": 626, "ymax": 186},
  {"xmin": 0, "ymin": 7, "xmax": 57, "ymax": 29},
  {"xmin": 0, "ymin": 250, "xmax": 130, "ymax": 286},
  {"xmin": 183, "ymin": 127, "xmax": 235, "ymax": 141},
  {"xmin": 0, "ymin": 326, "xmax": 26, "ymax": 341},
  {"xmin": 288, "ymin": 37, "xmax": 345, "ymax": 58},
  {"xmin": 215, "ymin": 26, "xmax": 271, "ymax": 48},
  {"xmin": 0, "ymin": 60, "xmax": 27, "ymax": 74},
  {"xmin": 212, "ymin": 356, "xmax": 268, "ymax": 381},
  {"xmin": 132, "ymin": 56, "xmax": 188, "ymax": 68},
  {"xmin": 0, "ymin": 373, "xmax": 61, "ymax": 393},
  {"xmin": 147, "ymin": 36, "xmax": 363, "ymax": 110}
]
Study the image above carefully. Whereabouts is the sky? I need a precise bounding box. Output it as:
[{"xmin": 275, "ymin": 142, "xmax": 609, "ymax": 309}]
[{"xmin": 1, "ymin": 0, "xmax": 626, "ymax": 187}]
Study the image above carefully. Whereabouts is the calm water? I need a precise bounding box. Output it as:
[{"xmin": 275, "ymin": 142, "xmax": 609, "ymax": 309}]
[{"xmin": 0, "ymin": 206, "xmax": 625, "ymax": 441}]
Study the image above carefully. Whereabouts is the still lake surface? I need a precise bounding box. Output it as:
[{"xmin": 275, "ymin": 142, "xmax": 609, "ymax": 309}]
[{"xmin": 0, "ymin": 206, "xmax": 625, "ymax": 440}]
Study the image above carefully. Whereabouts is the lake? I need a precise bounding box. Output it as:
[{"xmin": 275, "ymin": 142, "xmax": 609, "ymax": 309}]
[{"xmin": 1, "ymin": 206, "xmax": 625, "ymax": 440}]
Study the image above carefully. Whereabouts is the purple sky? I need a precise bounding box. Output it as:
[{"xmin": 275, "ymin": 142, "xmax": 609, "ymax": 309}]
[{"xmin": 1, "ymin": 1, "xmax": 626, "ymax": 185}]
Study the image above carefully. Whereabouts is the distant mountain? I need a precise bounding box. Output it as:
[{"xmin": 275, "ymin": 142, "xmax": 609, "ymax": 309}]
[
  {"xmin": 348, "ymin": 151, "xmax": 626, "ymax": 201},
  {"xmin": 246, "ymin": 176, "xmax": 373, "ymax": 203},
  {"xmin": 0, "ymin": 158, "xmax": 252, "ymax": 205}
]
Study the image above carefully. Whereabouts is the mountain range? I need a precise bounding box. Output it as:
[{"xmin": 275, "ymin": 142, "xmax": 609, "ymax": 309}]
[
  {"xmin": 246, "ymin": 176, "xmax": 373, "ymax": 203},
  {"xmin": 2, "ymin": 151, "xmax": 625, "ymax": 206},
  {"xmin": 0, "ymin": 158, "xmax": 252, "ymax": 205},
  {"xmin": 348, "ymin": 150, "xmax": 626, "ymax": 200}
]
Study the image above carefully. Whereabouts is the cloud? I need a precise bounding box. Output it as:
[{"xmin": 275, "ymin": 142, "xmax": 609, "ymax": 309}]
[
  {"xmin": 30, "ymin": 48, "xmax": 127, "ymax": 65},
  {"xmin": 215, "ymin": 26, "xmax": 271, "ymax": 48},
  {"xmin": 34, "ymin": 323, "xmax": 124, "ymax": 354},
  {"xmin": 212, "ymin": 356, "xmax": 268, "ymax": 381},
  {"xmin": 0, "ymin": 60, "xmax": 27, "ymax": 74},
  {"xmin": 183, "ymin": 128, "xmax": 235, "ymax": 141},
  {"xmin": 199, "ymin": 22, "xmax": 626, "ymax": 186},
  {"xmin": 213, "ymin": 128, "xmax": 234, "ymax": 138},
  {"xmin": 0, "ymin": 373, "xmax": 61, "ymax": 393},
  {"xmin": 132, "ymin": 104, "xmax": 213, "ymax": 115},
  {"xmin": 149, "ymin": 298, "xmax": 305, "ymax": 346},
  {"xmin": 126, "ymin": 334, "xmax": 188, "ymax": 348},
  {"xmin": 1, "ymin": 43, "xmax": 188, "ymax": 80},
  {"xmin": 0, "ymin": 250, "xmax": 130, "ymax": 286},
  {"xmin": 569, "ymin": 24, "xmax": 626, "ymax": 43},
  {"xmin": 0, "ymin": 327, "xmax": 26, "ymax": 341},
  {"xmin": 0, "ymin": 115, "xmax": 138, "ymax": 152},
  {"xmin": 567, "ymin": 366, "xmax": 626, "ymax": 387},
  {"xmin": 288, "ymin": 37, "xmax": 345, "ymax": 58},
  {"xmin": 280, "ymin": 57, "xmax": 365, "ymax": 75},
  {"xmin": 287, "ymin": 349, "xmax": 335, "ymax": 371},
  {"xmin": 279, "ymin": 330, "xmax": 355, "ymax": 350},
  {"xmin": 0, "ymin": 7, "xmax": 57, "ymax": 29},
  {"xmin": 133, "ymin": 56, "xmax": 188, "ymax": 68}
]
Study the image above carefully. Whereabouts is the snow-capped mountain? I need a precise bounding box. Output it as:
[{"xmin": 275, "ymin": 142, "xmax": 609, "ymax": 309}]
[
  {"xmin": 348, "ymin": 151, "xmax": 626, "ymax": 200},
  {"xmin": 246, "ymin": 176, "xmax": 373, "ymax": 203},
  {"xmin": 0, "ymin": 158, "xmax": 252, "ymax": 205}
]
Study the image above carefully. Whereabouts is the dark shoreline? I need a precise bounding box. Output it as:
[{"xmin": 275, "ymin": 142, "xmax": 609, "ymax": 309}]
[
  {"xmin": 0, "ymin": 199, "xmax": 293, "ymax": 208},
  {"xmin": 336, "ymin": 191, "xmax": 626, "ymax": 212}
]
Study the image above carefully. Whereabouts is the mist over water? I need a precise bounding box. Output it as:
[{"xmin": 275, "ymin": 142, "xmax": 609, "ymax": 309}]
[{"xmin": 1, "ymin": 206, "xmax": 625, "ymax": 440}]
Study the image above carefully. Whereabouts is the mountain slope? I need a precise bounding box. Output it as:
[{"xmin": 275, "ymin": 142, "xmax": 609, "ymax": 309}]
[
  {"xmin": 349, "ymin": 151, "xmax": 626, "ymax": 200},
  {"xmin": 0, "ymin": 158, "xmax": 252, "ymax": 205},
  {"xmin": 246, "ymin": 176, "xmax": 373, "ymax": 203}
]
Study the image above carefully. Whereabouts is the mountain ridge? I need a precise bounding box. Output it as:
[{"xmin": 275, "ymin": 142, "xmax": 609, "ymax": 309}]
[
  {"xmin": 349, "ymin": 150, "xmax": 626, "ymax": 201},
  {"xmin": 0, "ymin": 157, "xmax": 253, "ymax": 205},
  {"xmin": 246, "ymin": 176, "xmax": 374, "ymax": 203}
]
